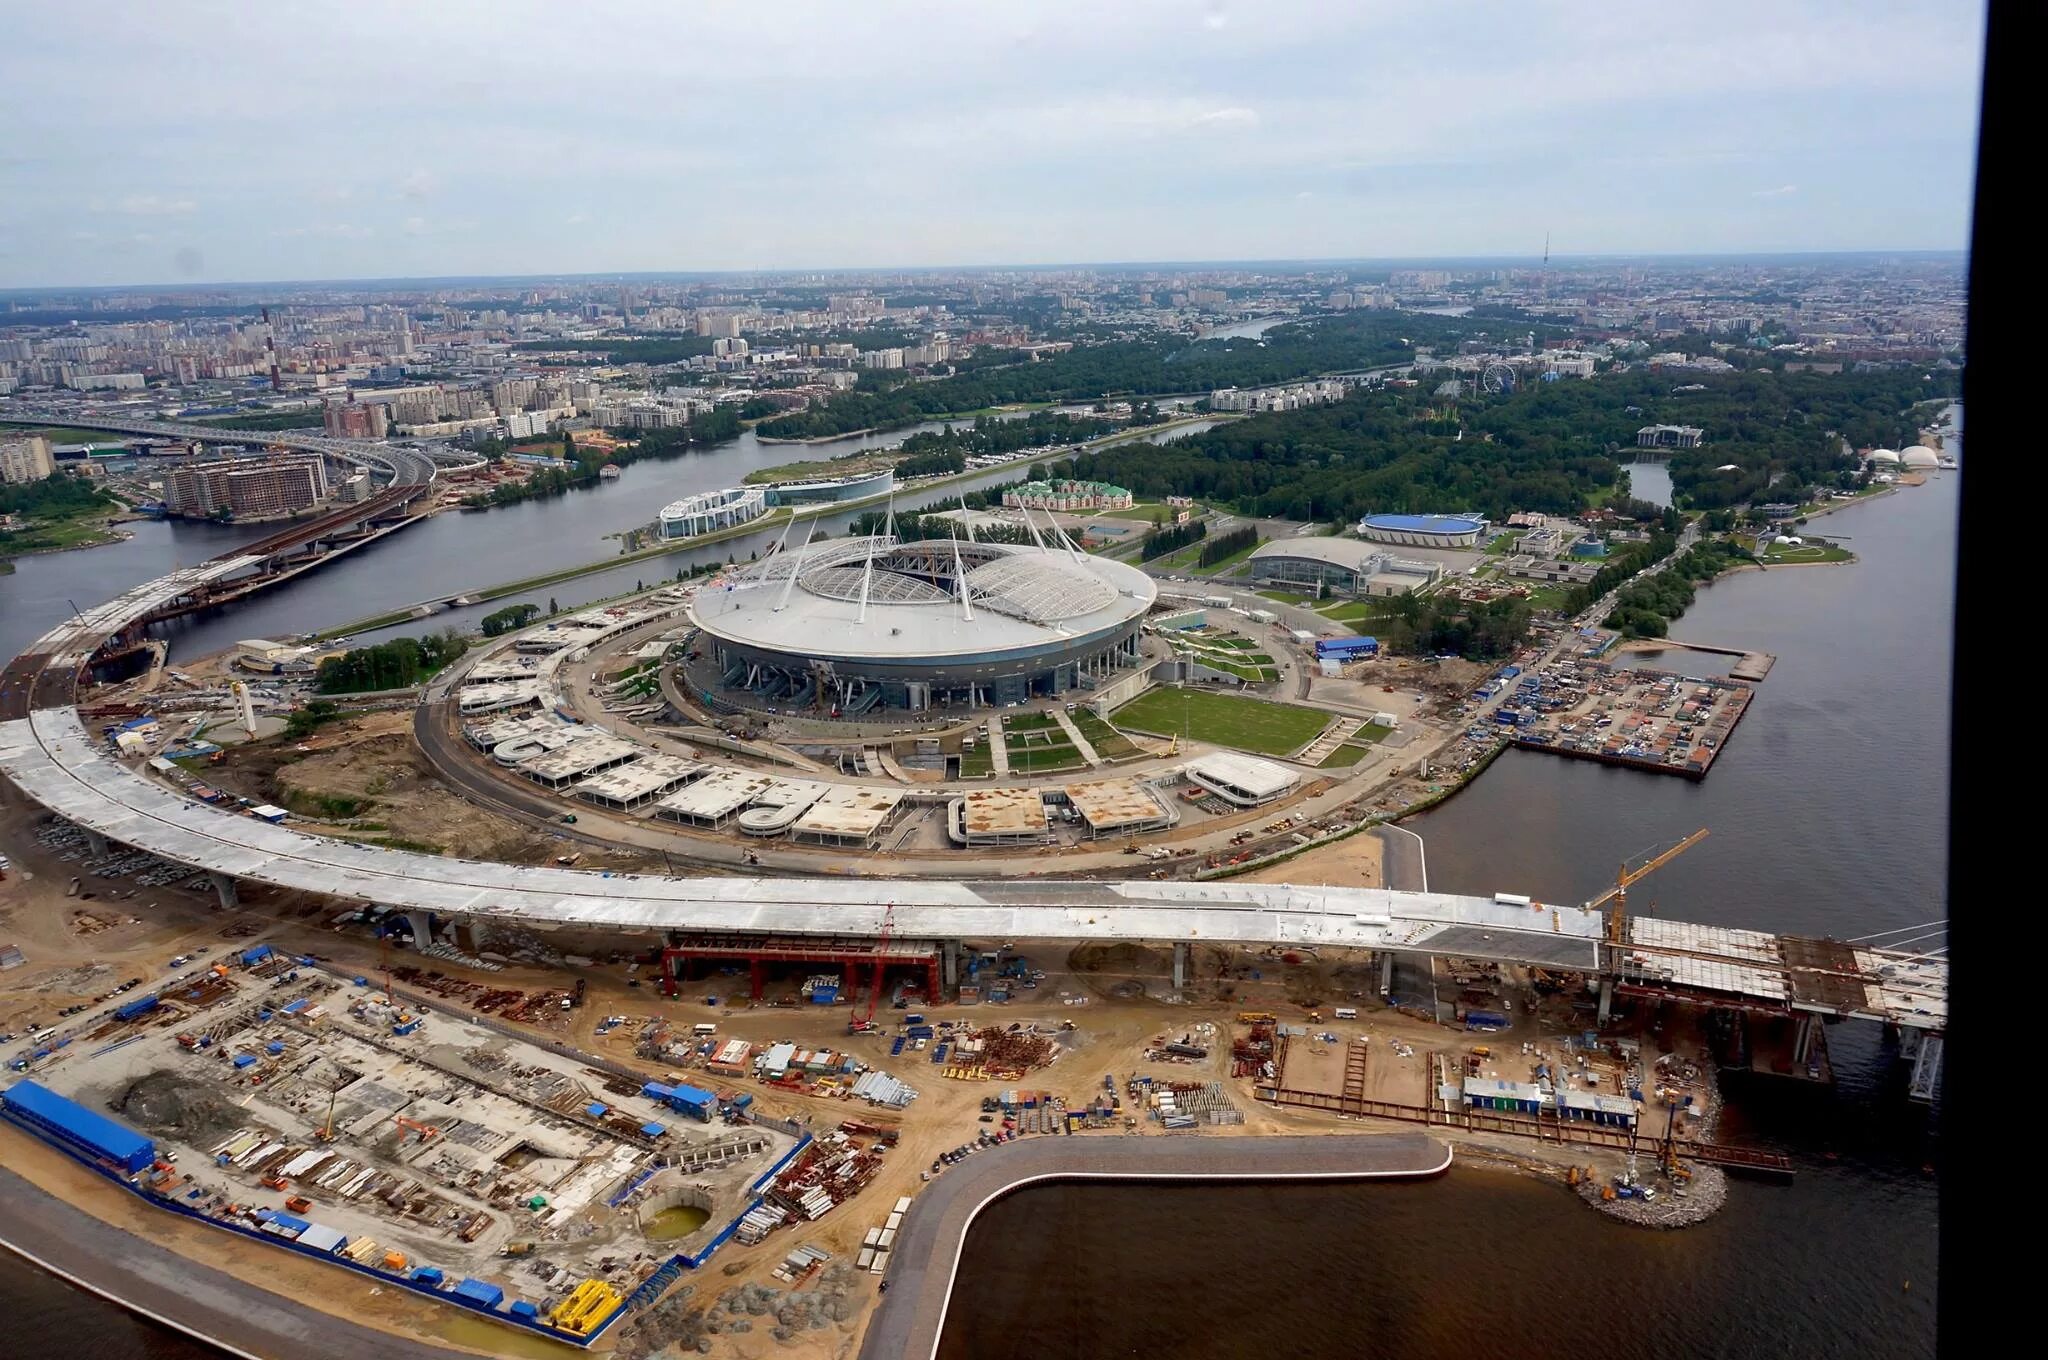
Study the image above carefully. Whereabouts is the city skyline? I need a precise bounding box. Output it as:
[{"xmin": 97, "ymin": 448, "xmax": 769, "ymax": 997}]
[{"xmin": 0, "ymin": 1, "xmax": 1985, "ymax": 288}]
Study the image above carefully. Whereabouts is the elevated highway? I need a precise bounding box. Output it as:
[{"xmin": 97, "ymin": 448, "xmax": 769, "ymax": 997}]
[
  {"xmin": 0, "ymin": 413, "xmax": 441, "ymax": 719},
  {"xmin": 0, "ymin": 453, "xmax": 1946, "ymax": 1102}
]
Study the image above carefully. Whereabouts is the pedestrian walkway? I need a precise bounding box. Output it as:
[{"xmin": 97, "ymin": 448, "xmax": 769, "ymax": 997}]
[
  {"xmin": 1295, "ymin": 717, "xmax": 1364, "ymax": 765},
  {"xmin": 985, "ymin": 720, "xmax": 1009, "ymax": 774},
  {"xmin": 1050, "ymin": 707, "xmax": 1103, "ymax": 767}
]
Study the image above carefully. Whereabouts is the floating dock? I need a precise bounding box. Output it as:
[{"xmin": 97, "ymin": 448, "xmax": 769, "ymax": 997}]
[{"xmin": 1502, "ymin": 663, "xmax": 1754, "ymax": 781}]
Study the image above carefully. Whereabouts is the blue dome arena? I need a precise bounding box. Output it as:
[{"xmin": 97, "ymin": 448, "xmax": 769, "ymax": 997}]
[{"xmin": 1355, "ymin": 513, "xmax": 1487, "ymax": 548}]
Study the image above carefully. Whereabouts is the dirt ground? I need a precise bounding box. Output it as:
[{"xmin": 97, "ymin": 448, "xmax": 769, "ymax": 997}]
[
  {"xmin": 1237, "ymin": 827, "xmax": 1383, "ymax": 887},
  {"xmin": 1, "ymin": 789, "xmax": 1673, "ymax": 1360},
  {"xmin": 197, "ymin": 711, "xmax": 642, "ymax": 868}
]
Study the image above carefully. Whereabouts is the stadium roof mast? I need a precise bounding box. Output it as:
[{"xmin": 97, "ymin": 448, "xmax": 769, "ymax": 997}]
[
  {"xmin": 856, "ymin": 532, "xmax": 878, "ymax": 624},
  {"xmin": 949, "ymin": 525, "xmax": 975, "ymax": 622},
  {"xmin": 775, "ymin": 511, "xmax": 823, "ymax": 612},
  {"xmin": 1016, "ymin": 501, "xmax": 1050, "ymax": 552}
]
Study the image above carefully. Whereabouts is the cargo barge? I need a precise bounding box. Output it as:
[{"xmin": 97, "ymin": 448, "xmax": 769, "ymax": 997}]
[{"xmin": 1495, "ymin": 663, "xmax": 1754, "ymax": 781}]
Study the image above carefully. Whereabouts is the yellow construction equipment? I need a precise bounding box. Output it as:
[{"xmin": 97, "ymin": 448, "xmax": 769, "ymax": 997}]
[
  {"xmin": 1586, "ymin": 829, "xmax": 1709, "ymax": 943},
  {"xmin": 549, "ymin": 1279, "xmax": 624, "ymax": 1336}
]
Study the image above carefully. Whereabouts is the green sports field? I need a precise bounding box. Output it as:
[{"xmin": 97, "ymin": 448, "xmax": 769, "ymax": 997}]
[{"xmin": 1112, "ymin": 687, "xmax": 1329, "ymax": 757}]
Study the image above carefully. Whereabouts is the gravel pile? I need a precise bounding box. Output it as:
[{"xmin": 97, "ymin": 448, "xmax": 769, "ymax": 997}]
[{"xmin": 110, "ymin": 1070, "xmax": 245, "ymax": 1143}]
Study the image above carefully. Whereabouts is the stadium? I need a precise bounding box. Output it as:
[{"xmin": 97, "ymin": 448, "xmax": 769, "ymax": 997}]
[
  {"xmin": 688, "ymin": 535, "xmax": 1157, "ymax": 713},
  {"xmin": 1356, "ymin": 513, "xmax": 1487, "ymax": 548}
]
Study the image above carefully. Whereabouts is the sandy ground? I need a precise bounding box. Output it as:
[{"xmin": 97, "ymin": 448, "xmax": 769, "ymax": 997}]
[
  {"xmin": 2, "ymin": 784, "xmax": 1687, "ymax": 1360},
  {"xmin": 197, "ymin": 711, "xmax": 645, "ymax": 870},
  {"xmin": 1236, "ymin": 826, "xmax": 1383, "ymax": 886}
]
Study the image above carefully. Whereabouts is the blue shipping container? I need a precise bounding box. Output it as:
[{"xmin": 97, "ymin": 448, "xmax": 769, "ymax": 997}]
[
  {"xmin": 451, "ymin": 1278, "xmax": 505, "ymax": 1309},
  {"xmin": 115, "ymin": 995, "xmax": 160, "ymax": 1022},
  {"xmin": 1, "ymin": 1079, "xmax": 156, "ymax": 1174}
]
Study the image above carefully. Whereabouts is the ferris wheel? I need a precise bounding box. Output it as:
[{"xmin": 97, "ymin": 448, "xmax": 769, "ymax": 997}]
[{"xmin": 1481, "ymin": 363, "xmax": 1517, "ymax": 395}]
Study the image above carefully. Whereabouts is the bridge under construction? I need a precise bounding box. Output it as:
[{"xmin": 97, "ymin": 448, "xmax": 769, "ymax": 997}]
[{"xmin": 0, "ymin": 415, "xmax": 1948, "ymax": 1104}]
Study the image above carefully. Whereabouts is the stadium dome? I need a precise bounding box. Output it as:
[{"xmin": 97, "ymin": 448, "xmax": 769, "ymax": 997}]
[
  {"xmin": 1866, "ymin": 448, "xmax": 1902, "ymax": 466},
  {"xmin": 1356, "ymin": 513, "xmax": 1487, "ymax": 549},
  {"xmin": 1900, "ymin": 446, "xmax": 1939, "ymax": 470},
  {"xmin": 688, "ymin": 536, "xmax": 1157, "ymax": 713}
]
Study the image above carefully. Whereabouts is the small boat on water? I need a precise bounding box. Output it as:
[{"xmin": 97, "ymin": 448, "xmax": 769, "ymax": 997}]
[
  {"xmin": 1936, "ymin": 456, "xmax": 1958, "ymax": 470},
  {"xmin": 599, "ymin": 463, "xmax": 623, "ymax": 480}
]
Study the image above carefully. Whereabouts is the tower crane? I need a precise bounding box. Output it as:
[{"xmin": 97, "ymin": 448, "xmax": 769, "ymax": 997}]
[
  {"xmin": 848, "ymin": 903, "xmax": 895, "ymax": 1034},
  {"xmin": 1585, "ymin": 829, "xmax": 1708, "ymax": 943}
]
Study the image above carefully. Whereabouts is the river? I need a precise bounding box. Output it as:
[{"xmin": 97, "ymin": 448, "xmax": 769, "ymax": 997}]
[
  {"xmin": 0, "ymin": 419, "xmax": 1952, "ymax": 1357},
  {"xmin": 0, "ymin": 416, "xmax": 1215, "ymax": 662}
]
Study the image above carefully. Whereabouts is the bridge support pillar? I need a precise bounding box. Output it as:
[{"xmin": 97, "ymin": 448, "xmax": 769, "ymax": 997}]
[
  {"xmin": 1172, "ymin": 941, "xmax": 1190, "ymax": 991},
  {"xmin": 1596, "ymin": 977, "xmax": 1616, "ymax": 1025},
  {"xmin": 1792, "ymin": 1013, "xmax": 1818, "ymax": 1066},
  {"xmin": 1378, "ymin": 951, "xmax": 1394, "ymax": 997},
  {"xmin": 406, "ymin": 910, "xmax": 434, "ymax": 950},
  {"xmin": 84, "ymin": 828, "xmax": 109, "ymax": 858},
  {"xmin": 208, "ymin": 871, "xmax": 238, "ymax": 910},
  {"xmin": 941, "ymin": 940, "xmax": 961, "ymax": 990},
  {"xmin": 1905, "ymin": 1029, "xmax": 1944, "ymax": 1103}
]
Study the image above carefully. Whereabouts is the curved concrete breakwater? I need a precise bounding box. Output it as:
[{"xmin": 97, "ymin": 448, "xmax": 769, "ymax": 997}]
[{"xmin": 858, "ymin": 1131, "xmax": 1452, "ymax": 1360}]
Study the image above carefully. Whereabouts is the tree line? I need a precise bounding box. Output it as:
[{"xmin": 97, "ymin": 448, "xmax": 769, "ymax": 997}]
[
  {"xmin": 754, "ymin": 311, "xmax": 1492, "ymax": 440},
  {"xmin": 1603, "ymin": 537, "xmax": 1753, "ymax": 638},
  {"xmin": 1139, "ymin": 518, "xmax": 1208, "ymax": 561},
  {"xmin": 315, "ymin": 631, "xmax": 469, "ymax": 694},
  {"xmin": 1197, "ymin": 524, "xmax": 1257, "ymax": 567},
  {"xmin": 1375, "ymin": 593, "xmax": 1533, "ymax": 661},
  {"xmin": 480, "ymin": 602, "xmax": 541, "ymax": 636}
]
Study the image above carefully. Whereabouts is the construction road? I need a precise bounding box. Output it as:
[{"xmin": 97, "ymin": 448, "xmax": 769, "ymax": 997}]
[{"xmin": 0, "ymin": 1165, "xmax": 476, "ymax": 1360}]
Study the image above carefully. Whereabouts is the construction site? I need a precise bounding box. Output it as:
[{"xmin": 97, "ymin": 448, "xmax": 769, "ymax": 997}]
[
  {"xmin": 1496, "ymin": 659, "xmax": 1754, "ymax": 780},
  {"xmin": 0, "ymin": 936, "xmax": 809, "ymax": 1348}
]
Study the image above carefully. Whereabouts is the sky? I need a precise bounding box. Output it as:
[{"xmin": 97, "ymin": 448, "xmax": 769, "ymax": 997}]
[{"xmin": 0, "ymin": 1, "xmax": 1987, "ymax": 288}]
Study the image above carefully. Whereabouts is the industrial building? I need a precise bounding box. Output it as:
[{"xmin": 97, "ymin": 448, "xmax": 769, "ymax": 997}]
[
  {"xmin": 1247, "ymin": 538, "xmax": 1444, "ymax": 598},
  {"xmin": 954, "ymin": 788, "xmax": 1051, "ymax": 846},
  {"xmin": 789, "ymin": 786, "xmax": 908, "ymax": 848},
  {"xmin": 1185, "ymin": 753, "xmax": 1301, "ymax": 807},
  {"xmin": 572, "ymin": 755, "xmax": 706, "ymax": 810},
  {"xmin": 517, "ymin": 736, "xmax": 641, "ymax": 789},
  {"xmin": 655, "ymin": 770, "xmax": 779, "ymax": 828},
  {"xmin": 690, "ymin": 534, "xmax": 1156, "ymax": 713},
  {"xmin": 658, "ymin": 485, "xmax": 769, "ymax": 540},
  {"xmin": 1354, "ymin": 514, "xmax": 1486, "ymax": 549},
  {"xmin": 1, "ymin": 1079, "xmax": 157, "ymax": 1173},
  {"xmin": 1061, "ymin": 779, "xmax": 1177, "ymax": 839}
]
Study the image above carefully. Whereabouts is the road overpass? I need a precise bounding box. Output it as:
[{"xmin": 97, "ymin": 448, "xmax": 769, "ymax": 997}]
[{"xmin": 2, "ymin": 407, "xmax": 447, "ymax": 482}]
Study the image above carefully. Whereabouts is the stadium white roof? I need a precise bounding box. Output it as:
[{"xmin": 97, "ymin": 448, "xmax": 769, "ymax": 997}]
[
  {"xmin": 689, "ymin": 538, "xmax": 1155, "ymax": 662},
  {"xmin": 1187, "ymin": 753, "xmax": 1301, "ymax": 800}
]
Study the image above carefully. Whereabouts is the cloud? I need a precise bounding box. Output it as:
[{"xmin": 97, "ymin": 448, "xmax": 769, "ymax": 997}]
[
  {"xmin": 1192, "ymin": 106, "xmax": 1259, "ymax": 130},
  {"xmin": 1752, "ymin": 184, "xmax": 1799, "ymax": 197},
  {"xmin": 1202, "ymin": 9, "xmax": 1229, "ymax": 30},
  {"xmin": 118, "ymin": 194, "xmax": 197, "ymax": 217},
  {"xmin": 566, "ymin": 211, "xmax": 590, "ymax": 225},
  {"xmin": 274, "ymin": 223, "xmax": 375, "ymax": 240},
  {"xmin": 314, "ymin": 186, "xmax": 355, "ymax": 205},
  {"xmin": 403, "ymin": 216, "xmax": 428, "ymax": 235},
  {"xmin": 398, "ymin": 169, "xmax": 439, "ymax": 201}
]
